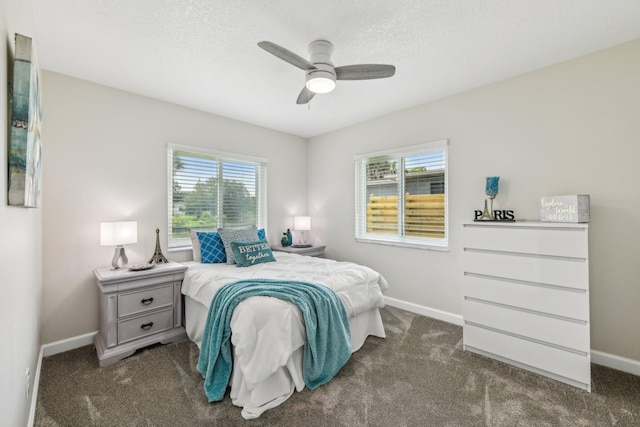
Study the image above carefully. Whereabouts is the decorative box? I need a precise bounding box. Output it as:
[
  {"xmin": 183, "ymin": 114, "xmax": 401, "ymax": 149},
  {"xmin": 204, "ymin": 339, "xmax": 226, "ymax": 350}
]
[{"xmin": 540, "ymin": 195, "xmax": 590, "ymax": 223}]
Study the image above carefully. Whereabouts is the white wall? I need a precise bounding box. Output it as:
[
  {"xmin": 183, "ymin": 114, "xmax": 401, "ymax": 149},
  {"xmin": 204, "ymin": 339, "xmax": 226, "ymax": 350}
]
[
  {"xmin": 309, "ymin": 39, "xmax": 640, "ymax": 362},
  {"xmin": 0, "ymin": 0, "xmax": 42, "ymax": 425},
  {"xmin": 40, "ymin": 71, "xmax": 308, "ymax": 344}
]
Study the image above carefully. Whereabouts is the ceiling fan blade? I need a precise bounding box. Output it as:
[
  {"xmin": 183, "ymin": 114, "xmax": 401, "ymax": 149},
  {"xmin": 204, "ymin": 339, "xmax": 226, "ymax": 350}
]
[
  {"xmin": 335, "ymin": 64, "xmax": 396, "ymax": 80},
  {"xmin": 258, "ymin": 41, "xmax": 316, "ymax": 71},
  {"xmin": 296, "ymin": 86, "xmax": 316, "ymax": 105}
]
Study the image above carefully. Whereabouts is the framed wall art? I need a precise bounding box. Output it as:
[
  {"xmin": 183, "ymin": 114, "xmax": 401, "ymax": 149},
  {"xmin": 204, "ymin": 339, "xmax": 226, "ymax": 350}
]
[{"xmin": 8, "ymin": 33, "xmax": 42, "ymax": 207}]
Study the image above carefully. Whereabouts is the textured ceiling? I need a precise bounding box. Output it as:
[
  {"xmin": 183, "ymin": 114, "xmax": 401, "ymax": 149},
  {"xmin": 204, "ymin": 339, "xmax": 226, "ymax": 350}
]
[{"xmin": 31, "ymin": 0, "xmax": 640, "ymax": 138}]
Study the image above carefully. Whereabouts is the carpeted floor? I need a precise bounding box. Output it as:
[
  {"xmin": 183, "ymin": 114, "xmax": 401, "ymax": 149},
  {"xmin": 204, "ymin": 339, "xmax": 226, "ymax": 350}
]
[{"xmin": 35, "ymin": 306, "xmax": 640, "ymax": 426}]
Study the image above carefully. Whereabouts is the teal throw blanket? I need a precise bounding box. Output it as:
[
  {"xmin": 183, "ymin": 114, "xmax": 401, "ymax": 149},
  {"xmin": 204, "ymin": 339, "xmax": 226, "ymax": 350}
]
[{"xmin": 197, "ymin": 279, "xmax": 352, "ymax": 402}]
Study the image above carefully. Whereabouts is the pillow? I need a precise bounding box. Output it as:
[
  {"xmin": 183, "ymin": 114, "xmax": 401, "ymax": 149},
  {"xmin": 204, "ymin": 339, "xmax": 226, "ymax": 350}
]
[
  {"xmin": 190, "ymin": 230, "xmax": 202, "ymax": 262},
  {"xmin": 197, "ymin": 231, "xmax": 227, "ymax": 264},
  {"xmin": 230, "ymin": 239, "xmax": 276, "ymax": 267},
  {"xmin": 191, "ymin": 228, "xmax": 265, "ymax": 263},
  {"xmin": 218, "ymin": 225, "xmax": 259, "ymax": 264}
]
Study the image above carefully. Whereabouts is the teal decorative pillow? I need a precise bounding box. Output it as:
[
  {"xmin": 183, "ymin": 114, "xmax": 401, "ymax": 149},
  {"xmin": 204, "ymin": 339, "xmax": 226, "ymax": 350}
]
[
  {"xmin": 218, "ymin": 225, "xmax": 259, "ymax": 264},
  {"xmin": 197, "ymin": 231, "xmax": 227, "ymax": 263},
  {"xmin": 230, "ymin": 240, "xmax": 276, "ymax": 267}
]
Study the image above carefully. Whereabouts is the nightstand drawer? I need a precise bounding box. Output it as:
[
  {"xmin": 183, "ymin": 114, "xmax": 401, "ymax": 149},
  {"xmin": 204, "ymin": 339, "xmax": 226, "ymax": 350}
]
[
  {"xmin": 118, "ymin": 308, "xmax": 174, "ymax": 344},
  {"xmin": 118, "ymin": 284, "xmax": 173, "ymax": 317}
]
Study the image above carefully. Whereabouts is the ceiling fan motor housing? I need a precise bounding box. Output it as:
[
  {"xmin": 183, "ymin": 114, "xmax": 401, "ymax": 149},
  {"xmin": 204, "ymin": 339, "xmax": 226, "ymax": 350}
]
[{"xmin": 305, "ymin": 40, "xmax": 336, "ymax": 93}]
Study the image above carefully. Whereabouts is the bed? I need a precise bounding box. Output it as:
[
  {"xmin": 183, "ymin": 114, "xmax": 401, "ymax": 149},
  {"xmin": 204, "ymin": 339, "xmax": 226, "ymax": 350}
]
[{"xmin": 181, "ymin": 236, "xmax": 388, "ymax": 419}]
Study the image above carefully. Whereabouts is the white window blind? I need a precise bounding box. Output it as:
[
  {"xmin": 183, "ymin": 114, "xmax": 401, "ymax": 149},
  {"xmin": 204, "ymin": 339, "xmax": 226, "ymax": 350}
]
[
  {"xmin": 354, "ymin": 140, "xmax": 448, "ymax": 249},
  {"xmin": 167, "ymin": 145, "xmax": 267, "ymax": 249}
]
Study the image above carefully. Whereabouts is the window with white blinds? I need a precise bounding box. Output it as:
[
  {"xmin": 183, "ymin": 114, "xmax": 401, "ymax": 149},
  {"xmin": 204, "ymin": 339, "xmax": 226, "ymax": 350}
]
[
  {"xmin": 354, "ymin": 140, "xmax": 448, "ymax": 249},
  {"xmin": 167, "ymin": 144, "xmax": 267, "ymax": 249}
]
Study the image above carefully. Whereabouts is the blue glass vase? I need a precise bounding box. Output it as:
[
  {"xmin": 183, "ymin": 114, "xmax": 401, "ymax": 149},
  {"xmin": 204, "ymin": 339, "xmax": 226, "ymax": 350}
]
[{"xmin": 485, "ymin": 177, "xmax": 499, "ymax": 219}]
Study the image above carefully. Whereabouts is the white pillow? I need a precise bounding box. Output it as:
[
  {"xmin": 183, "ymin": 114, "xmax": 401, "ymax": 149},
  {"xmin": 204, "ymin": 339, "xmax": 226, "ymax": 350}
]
[{"xmin": 190, "ymin": 230, "xmax": 201, "ymax": 262}]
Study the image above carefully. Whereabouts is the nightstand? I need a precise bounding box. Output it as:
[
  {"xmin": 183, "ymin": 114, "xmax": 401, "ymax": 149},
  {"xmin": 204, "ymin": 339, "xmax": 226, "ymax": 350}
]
[
  {"xmin": 272, "ymin": 245, "xmax": 326, "ymax": 257},
  {"xmin": 93, "ymin": 262, "xmax": 188, "ymax": 367}
]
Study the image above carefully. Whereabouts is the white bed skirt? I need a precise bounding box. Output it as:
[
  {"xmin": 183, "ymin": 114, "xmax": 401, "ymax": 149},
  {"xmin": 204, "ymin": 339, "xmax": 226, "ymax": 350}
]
[{"xmin": 184, "ymin": 295, "xmax": 385, "ymax": 418}]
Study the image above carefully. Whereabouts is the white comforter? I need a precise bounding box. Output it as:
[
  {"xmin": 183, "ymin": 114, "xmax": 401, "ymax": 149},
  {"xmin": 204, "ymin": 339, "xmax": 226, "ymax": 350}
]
[
  {"xmin": 182, "ymin": 252, "xmax": 389, "ymax": 319},
  {"xmin": 181, "ymin": 252, "xmax": 388, "ymax": 418}
]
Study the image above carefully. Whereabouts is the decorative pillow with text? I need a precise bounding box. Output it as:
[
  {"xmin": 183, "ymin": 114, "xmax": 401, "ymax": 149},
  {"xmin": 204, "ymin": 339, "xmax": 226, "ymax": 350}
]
[{"xmin": 230, "ymin": 239, "xmax": 276, "ymax": 267}]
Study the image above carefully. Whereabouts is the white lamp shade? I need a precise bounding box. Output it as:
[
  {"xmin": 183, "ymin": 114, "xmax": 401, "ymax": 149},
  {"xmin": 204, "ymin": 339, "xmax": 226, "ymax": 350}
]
[
  {"xmin": 294, "ymin": 216, "xmax": 311, "ymax": 231},
  {"xmin": 100, "ymin": 221, "xmax": 138, "ymax": 246}
]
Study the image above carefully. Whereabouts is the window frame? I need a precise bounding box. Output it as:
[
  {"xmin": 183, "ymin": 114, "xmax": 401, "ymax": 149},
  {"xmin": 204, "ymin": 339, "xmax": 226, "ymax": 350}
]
[
  {"xmin": 354, "ymin": 139, "xmax": 448, "ymax": 250},
  {"xmin": 167, "ymin": 143, "xmax": 267, "ymax": 250}
]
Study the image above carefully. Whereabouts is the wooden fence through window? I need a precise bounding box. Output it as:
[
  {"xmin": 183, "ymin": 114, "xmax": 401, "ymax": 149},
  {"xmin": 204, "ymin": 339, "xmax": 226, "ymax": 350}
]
[{"xmin": 366, "ymin": 193, "xmax": 445, "ymax": 238}]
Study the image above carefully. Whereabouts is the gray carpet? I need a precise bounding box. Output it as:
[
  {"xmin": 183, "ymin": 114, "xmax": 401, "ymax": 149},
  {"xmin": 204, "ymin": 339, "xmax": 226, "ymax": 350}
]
[{"xmin": 36, "ymin": 306, "xmax": 640, "ymax": 426}]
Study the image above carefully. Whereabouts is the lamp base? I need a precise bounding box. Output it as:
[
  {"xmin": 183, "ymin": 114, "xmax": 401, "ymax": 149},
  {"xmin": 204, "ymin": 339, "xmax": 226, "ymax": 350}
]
[{"xmin": 111, "ymin": 246, "xmax": 128, "ymax": 269}]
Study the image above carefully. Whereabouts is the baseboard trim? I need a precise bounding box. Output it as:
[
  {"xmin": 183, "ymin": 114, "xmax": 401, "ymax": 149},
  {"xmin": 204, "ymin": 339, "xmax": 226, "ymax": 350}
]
[
  {"xmin": 27, "ymin": 345, "xmax": 44, "ymax": 427},
  {"xmin": 383, "ymin": 296, "xmax": 640, "ymax": 378},
  {"xmin": 591, "ymin": 350, "xmax": 640, "ymax": 376},
  {"xmin": 42, "ymin": 331, "xmax": 98, "ymax": 357},
  {"xmin": 384, "ymin": 296, "xmax": 464, "ymax": 326}
]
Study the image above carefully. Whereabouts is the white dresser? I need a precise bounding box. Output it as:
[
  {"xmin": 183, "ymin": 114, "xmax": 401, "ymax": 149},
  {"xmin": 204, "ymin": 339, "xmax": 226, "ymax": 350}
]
[{"xmin": 462, "ymin": 221, "xmax": 590, "ymax": 391}]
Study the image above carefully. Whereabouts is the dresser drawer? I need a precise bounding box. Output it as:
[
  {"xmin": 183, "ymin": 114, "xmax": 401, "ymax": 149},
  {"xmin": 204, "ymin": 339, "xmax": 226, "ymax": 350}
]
[
  {"xmin": 463, "ymin": 275, "xmax": 589, "ymax": 321},
  {"xmin": 118, "ymin": 284, "xmax": 173, "ymax": 317},
  {"xmin": 118, "ymin": 308, "xmax": 173, "ymax": 344},
  {"xmin": 463, "ymin": 224, "xmax": 588, "ymax": 258},
  {"xmin": 464, "ymin": 324, "xmax": 590, "ymax": 387},
  {"xmin": 463, "ymin": 298, "xmax": 589, "ymax": 352},
  {"xmin": 464, "ymin": 250, "xmax": 588, "ymax": 290}
]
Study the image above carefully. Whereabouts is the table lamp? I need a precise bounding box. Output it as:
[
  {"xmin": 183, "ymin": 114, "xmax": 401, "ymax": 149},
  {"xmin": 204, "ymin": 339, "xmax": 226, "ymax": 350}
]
[
  {"xmin": 100, "ymin": 221, "xmax": 138, "ymax": 269},
  {"xmin": 293, "ymin": 216, "xmax": 311, "ymax": 248}
]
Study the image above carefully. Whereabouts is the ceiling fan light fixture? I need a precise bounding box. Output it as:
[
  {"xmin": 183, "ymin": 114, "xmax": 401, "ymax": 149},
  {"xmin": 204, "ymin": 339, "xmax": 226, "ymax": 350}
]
[
  {"xmin": 258, "ymin": 39, "xmax": 395, "ymax": 104},
  {"xmin": 305, "ymin": 40, "xmax": 336, "ymax": 94},
  {"xmin": 306, "ymin": 75, "xmax": 336, "ymax": 94}
]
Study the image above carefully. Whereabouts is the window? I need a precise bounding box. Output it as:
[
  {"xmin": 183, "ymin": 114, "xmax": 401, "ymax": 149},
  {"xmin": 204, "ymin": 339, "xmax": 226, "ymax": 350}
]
[
  {"xmin": 167, "ymin": 144, "xmax": 267, "ymax": 249},
  {"xmin": 354, "ymin": 140, "xmax": 448, "ymax": 249}
]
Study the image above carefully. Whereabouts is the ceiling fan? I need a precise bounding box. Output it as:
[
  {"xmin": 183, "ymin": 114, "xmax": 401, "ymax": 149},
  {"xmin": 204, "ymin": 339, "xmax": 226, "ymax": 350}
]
[{"xmin": 258, "ymin": 40, "xmax": 396, "ymax": 105}]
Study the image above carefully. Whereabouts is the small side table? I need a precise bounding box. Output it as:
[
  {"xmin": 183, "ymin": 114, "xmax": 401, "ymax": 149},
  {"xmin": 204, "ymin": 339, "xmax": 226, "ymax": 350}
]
[
  {"xmin": 93, "ymin": 262, "xmax": 188, "ymax": 367},
  {"xmin": 272, "ymin": 245, "xmax": 326, "ymax": 258}
]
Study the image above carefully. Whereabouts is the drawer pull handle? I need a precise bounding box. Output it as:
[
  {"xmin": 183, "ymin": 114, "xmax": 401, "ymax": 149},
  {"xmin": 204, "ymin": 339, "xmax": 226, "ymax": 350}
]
[
  {"xmin": 141, "ymin": 297, "xmax": 154, "ymax": 305},
  {"xmin": 140, "ymin": 322, "xmax": 154, "ymax": 330}
]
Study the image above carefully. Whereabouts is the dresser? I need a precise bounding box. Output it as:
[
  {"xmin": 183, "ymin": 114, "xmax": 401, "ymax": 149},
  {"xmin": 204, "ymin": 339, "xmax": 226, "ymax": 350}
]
[
  {"xmin": 462, "ymin": 222, "xmax": 590, "ymax": 391},
  {"xmin": 93, "ymin": 262, "xmax": 188, "ymax": 367}
]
